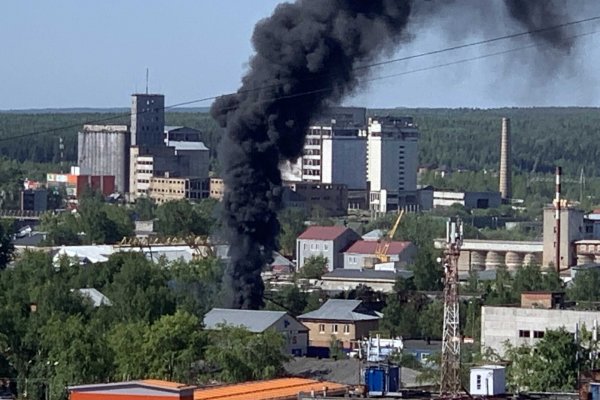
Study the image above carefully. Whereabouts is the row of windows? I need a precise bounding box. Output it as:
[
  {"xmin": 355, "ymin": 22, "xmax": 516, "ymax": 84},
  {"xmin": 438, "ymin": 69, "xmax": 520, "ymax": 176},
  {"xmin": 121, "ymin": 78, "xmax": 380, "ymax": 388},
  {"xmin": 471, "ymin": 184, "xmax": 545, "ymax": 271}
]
[
  {"xmin": 518, "ymin": 329, "xmax": 544, "ymax": 338},
  {"xmin": 303, "ymin": 243, "xmax": 329, "ymax": 251},
  {"xmin": 319, "ymin": 324, "xmax": 350, "ymax": 334}
]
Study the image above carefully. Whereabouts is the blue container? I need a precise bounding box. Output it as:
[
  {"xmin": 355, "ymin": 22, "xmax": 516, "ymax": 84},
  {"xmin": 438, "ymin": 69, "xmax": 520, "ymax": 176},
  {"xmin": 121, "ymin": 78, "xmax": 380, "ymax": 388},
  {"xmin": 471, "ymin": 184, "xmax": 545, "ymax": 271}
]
[
  {"xmin": 590, "ymin": 383, "xmax": 600, "ymax": 400},
  {"xmin": 365, "ymin": 367, "xmax": 385, "ymax": 394},
  {"xmin": 388, "ymin": 366, "xmax": 400, "ymax": 392}
]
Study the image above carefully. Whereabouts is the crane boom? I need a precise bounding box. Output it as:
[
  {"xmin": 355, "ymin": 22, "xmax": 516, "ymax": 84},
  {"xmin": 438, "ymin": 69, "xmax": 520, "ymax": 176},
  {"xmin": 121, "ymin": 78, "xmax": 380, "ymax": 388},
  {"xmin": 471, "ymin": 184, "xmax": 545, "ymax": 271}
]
[{"xmin": 374, "ymin": 210, "xmax": 404, "ymax": 263}]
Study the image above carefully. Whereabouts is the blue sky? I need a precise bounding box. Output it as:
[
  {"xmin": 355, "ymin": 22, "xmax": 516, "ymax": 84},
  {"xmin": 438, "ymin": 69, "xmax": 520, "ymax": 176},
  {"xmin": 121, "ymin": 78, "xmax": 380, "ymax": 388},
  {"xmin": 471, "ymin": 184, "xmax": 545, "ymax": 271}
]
[{"xmin": 2, "ymin": 1, "xmax": 600, "ymax": 109}]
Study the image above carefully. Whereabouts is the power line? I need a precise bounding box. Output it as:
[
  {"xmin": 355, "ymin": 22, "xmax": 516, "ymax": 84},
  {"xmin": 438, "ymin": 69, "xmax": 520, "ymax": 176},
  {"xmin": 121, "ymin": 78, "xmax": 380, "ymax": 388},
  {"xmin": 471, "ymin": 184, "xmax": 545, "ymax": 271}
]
[{"xmin": 2, "ymin": 14, "xmax": 599, "ymax": 144}]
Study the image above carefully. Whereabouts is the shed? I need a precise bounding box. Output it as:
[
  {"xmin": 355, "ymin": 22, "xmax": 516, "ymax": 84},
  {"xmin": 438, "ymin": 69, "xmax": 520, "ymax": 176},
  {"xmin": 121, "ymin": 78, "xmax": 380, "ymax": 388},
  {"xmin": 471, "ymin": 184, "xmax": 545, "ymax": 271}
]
[
  {"xmin": 469, "ymin": 365, "xmax": 506, "ymax": 396},
  {"xmin": 68, "ymin": 380, "xmax": 195, "ymax": 400}
]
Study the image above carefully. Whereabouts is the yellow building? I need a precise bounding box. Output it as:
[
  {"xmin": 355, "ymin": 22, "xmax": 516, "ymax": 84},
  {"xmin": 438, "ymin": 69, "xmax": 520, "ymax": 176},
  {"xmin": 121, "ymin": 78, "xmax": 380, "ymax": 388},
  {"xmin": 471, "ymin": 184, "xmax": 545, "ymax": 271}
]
[{"xmin": 148, "ymin": 176, "xmax": 207, "ymax": 204}]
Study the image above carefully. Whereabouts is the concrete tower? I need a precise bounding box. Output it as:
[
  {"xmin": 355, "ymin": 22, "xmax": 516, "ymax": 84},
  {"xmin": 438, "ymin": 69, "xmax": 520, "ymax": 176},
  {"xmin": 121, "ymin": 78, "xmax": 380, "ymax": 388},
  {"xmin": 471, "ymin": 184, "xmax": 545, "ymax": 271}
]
[
  {"xmin": 499, "ymin": 117, "xmax": 512, "ymax": 199},
  {"xmin": 131, "ymin": 94, "xmax": 165, "ymax": 147}
]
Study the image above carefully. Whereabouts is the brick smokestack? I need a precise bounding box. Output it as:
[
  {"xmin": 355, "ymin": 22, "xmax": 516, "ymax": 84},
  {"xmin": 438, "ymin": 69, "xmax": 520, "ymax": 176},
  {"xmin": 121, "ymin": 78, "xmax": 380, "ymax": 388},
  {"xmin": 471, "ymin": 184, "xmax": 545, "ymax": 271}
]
[{"xmin": 499, "ymin": 118, "xmax": 512, "ymax": 199}]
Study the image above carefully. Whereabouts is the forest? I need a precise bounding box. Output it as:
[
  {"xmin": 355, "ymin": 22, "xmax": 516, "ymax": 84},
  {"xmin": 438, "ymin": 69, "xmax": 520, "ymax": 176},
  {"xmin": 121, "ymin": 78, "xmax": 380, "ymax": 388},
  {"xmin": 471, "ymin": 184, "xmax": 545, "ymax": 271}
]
[{"xmin": 1, "ymin": 107, "xmax": 599, "ymax": 179}]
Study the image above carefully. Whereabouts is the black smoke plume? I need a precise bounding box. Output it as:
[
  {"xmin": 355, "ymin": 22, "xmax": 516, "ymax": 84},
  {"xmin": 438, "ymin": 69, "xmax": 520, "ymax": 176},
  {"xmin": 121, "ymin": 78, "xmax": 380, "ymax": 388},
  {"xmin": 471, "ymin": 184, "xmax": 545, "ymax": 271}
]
[{"xmin": 211, "ymin": 0, "xmax": 575, "ymax": 309}]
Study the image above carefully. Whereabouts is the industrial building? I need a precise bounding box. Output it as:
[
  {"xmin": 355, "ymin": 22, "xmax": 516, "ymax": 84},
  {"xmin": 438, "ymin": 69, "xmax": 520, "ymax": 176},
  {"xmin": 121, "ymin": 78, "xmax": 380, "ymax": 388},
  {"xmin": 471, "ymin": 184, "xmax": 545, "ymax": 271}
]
[
  {"xmin": 77, "ymin": 124, "xmax": 130, "ymax": 193},
  {"xmin": 284, "ymin": 181, "xmax": 348, "ymax": 216},
  {"xmin": 431, "ymin": 190, "xmax": 501, "ymax": 209},
  {"xmin": 203, "ymin": 308, "xmax": 308, "ymax": 356},
  {"xmin": 367, "ymin": 116, "xmax": 419, "ymax": 213},
  {"xmin": 343, "ymin": 240, "xmax": 416, "ymax": 269},
  {"xmin": 20, "ymin": 189, "xmax": 47, "ymax": 212},
  {"xmin": 481, "ymin": 292, "xmax": 600, "ymax": 356},
  {"xmin": 281, "ymin": 107, "xmax": 368, "ymax": 191},
  {"xmin": 147, "ymin": 176, "xmax": 208, "ymax": 203},
  {"xmin": 164, "ymin": 126, "xmax": 202, "ymax": 143},
  {"xmin": 208, "ymin": 177, "xmax": 225, "ymax": 200},
  {"xmin": 46, "ymin": 167, "xmax": 116, "ymax": 200},
  {"xmin": 131, "ymin": 94, "xmax": 165, "ymax": 147}
]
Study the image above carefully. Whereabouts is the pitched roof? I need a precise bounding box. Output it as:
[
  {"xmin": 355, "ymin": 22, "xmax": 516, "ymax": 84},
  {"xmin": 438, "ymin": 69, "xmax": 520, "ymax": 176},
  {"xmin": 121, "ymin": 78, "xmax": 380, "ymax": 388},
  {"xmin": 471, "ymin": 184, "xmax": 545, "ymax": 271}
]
[
  {"xmin": 77, "ymin": 288, "xmax": 112, "ymax": 307},
  {"xmin": 298, "ymin": 226, "xmax": 352, "ymax": 241},
  {"xmin": 344, "ymin": 240, "xmax": 411, "ymax": 255},
  {"xmin": 194, "ymin": 378, "xmax": 347, "ymax": 400},
  {"xmin": 68, "ymin": 380, "xmax": 196, "ymax": 394},
  {"xmin": 204, "ymin": 308, "xmax": 288, "ymax": 333},
  {"xmin": 298, "ymin": 299, "xmax": 380, "ymax": 322}
]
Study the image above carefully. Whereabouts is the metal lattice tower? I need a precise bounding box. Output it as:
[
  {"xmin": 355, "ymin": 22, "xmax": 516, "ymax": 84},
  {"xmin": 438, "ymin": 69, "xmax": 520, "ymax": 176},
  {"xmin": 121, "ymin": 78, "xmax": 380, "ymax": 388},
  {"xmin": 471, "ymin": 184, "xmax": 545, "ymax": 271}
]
[{"xmin": 440, "ymin": 218, "xmax": 463, "ymax": 396}]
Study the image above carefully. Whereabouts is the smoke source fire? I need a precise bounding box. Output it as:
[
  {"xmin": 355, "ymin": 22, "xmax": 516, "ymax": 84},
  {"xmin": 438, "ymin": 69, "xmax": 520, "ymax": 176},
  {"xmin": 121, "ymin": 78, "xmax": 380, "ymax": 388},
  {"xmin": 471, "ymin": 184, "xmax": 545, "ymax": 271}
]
[{"xmin": 211, "ymin": 0, "xmax": 575, "ymax": 309}]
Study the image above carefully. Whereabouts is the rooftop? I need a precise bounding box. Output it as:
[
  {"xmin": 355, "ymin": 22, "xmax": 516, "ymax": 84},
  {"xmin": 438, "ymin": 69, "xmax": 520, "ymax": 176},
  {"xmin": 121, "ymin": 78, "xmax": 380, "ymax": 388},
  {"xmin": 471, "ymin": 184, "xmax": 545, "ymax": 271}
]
[
  {"xmin": 168, "ymin": 140, "xmax": 209, "ymax": 151},
  {"xmin": 204, "ymin": 308, "xmax": 290, "ymax": 333},
  {"xmin": 298, "ymin": 226, "xmax": 353, "ymax": 241},
  {"xmin": 298, "ymin": 299, "xmax": 380, "ymax": 322},
  {"xmin": 68, "ymin": 379, "xmax": 196, "ymax": 393},
  {"xmin": 322, "ymin": 268, "xmax": 413, "ymax": 282},
  {"xmin": 345, "ymin": 240, "xmax": 411, "ymax": 255},
  {"xmin": 76, "ymin": 288, "xmax": 112, "ymax": 307},
  {"xmin": 194, "ymin": 378, "xmax": 347, "ymax": 400}
]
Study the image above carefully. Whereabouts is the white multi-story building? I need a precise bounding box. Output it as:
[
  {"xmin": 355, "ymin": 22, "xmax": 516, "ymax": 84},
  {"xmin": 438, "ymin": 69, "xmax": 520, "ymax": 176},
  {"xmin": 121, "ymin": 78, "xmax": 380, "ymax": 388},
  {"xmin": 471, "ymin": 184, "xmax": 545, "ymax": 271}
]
[
  {"xmin": 367, "ymin": 116, "xmax": 419, "ymax": 213},
  {"xmin": 281, "ymin": 107, "xmax": 367, "ymax": 191}
]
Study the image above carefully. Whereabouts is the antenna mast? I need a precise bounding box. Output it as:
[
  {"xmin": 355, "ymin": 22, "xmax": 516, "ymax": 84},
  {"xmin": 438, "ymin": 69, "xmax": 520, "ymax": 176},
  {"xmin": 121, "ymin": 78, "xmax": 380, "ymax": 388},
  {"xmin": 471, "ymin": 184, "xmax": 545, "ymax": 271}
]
[
  {"xmin": 440, "ymin": 217, "xmax": 463, "ymax": 396},
  {"xmin": 145, "ymin": 68, "xmax": 149, "ymax": 94}
]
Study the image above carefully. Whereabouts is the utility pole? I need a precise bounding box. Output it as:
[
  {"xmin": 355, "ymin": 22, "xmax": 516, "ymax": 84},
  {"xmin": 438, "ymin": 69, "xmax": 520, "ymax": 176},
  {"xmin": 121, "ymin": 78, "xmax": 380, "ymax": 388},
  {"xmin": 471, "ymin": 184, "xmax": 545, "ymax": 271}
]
[{"xmin": 440, "ymin": 217, "xmax": 463, "ymax": 396}]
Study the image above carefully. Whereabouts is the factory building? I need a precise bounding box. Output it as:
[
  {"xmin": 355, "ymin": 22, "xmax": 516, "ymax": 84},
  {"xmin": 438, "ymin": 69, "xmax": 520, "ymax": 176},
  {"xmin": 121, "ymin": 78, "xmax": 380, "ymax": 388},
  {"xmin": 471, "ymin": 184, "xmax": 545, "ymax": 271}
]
[
  {"xmin": 147, "ymin": 176, "xmax": 208, "ymax": 204},
  {"xmin": 431, "ymin": 190, "xmax": 501, "ymax": 209},
  {"xmin": 367, "ymin": 116, "xmax": 419, "ymax": 213},
  {"xmin": 131, "ymin": 94, "xmax": 165, "ymax": 147},
  {"xmin": 481, "ymin": 292, "xmax": 600, "ymax": 356},
  {"xmin": 77, "ymin": 124, "xmax": 130, "ymax": 193},
  {"xmin": 281, "ymin": 107, "xmax": 368, "ymax": 191}
]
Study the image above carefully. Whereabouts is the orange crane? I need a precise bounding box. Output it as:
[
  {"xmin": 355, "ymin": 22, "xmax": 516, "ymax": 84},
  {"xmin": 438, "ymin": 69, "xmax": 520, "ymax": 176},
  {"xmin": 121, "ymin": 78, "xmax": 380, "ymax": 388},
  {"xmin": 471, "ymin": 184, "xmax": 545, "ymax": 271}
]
[{"xmin": 374, "ymin": 210, "xmax": 404, "ymax": 263}]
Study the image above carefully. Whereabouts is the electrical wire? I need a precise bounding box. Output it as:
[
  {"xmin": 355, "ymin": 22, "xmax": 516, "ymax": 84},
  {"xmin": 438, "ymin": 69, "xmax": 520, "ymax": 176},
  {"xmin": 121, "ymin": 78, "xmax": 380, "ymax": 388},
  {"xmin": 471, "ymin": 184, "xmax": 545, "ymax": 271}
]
[{"xmin": 1, "ymin": 14, "xmax": 599, "ymax": 144}]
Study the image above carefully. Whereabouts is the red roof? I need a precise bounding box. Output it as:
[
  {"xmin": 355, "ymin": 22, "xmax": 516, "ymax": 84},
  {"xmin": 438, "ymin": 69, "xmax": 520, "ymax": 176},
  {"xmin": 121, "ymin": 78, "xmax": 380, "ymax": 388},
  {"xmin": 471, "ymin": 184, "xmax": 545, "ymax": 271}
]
[
  {"xmin": 345, "ymin": 240, "xmax": 411, "ymax": 255},
  {"xmin": 298, "ymin": 226, "xmax": 351, "ymax": 240}
]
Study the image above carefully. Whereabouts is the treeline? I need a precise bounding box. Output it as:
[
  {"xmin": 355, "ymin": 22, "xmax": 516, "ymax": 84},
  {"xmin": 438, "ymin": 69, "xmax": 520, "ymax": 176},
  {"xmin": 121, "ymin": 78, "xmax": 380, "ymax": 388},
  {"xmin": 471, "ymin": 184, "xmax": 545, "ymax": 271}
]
[{"xmin": 2, "ymin": 107, "xmax": 600, "ymax": 178}]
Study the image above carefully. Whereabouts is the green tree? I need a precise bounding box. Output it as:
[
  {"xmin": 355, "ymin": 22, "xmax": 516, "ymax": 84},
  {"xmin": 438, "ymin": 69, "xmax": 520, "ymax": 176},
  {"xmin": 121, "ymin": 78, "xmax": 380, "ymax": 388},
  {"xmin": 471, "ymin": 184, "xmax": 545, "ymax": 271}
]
[
  {"xmin": 329, "ymin": 336, "xmax": 346, "ymax": 360},
  {"xmin": 410, "ymin": 245, "xmax": 443, "ymax": 291},
  {"xmin": 204, "ymin": 326, "xmax": 288, "ymax": 383},
  {"xmin": 133, "ymin": 197, "xmax": 156, "ymax": 220},
  {"xmin": 418, "ymin": 300, "xmax": 444, "ymax": 340},
  {"xmin": 108, "ymin": 321, "xmax": 148, "ymax": 381},
  {"xmin": 142, "ymin": 311, "xmax": 206, "ymax": 382},
  {"xmin": 0, "ymin": 221, "xmax": 14, "ymax": 269},
  {"xmin": 278, "ymin": 208, "xmax": 306, "ymax": 258},
  {"xmin": 299, "ymin": 255, "xmax": 328, "ymax": 279},
  {"xmin": 568, "ymin": 268, "xmax": 600, "ymax": 302},
  {"xmin": 265, "ymin": 285, "xmax": 308, "ymax": 317},
  {"xmin": 155, "ymin": 199, "xmax": 214, "ymax": 236},
  {"xmin": 504, "ymin": 328, "xmax": 579, "ymax": 392}
]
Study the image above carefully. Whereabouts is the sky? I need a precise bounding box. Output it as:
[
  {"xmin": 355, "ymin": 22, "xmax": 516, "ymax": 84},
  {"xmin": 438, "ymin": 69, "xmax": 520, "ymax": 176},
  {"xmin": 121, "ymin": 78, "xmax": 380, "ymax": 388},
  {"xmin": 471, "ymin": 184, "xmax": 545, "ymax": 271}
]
[{"xmin": 2, "ymin": 1, "xmax": 600, "ymax": 110}]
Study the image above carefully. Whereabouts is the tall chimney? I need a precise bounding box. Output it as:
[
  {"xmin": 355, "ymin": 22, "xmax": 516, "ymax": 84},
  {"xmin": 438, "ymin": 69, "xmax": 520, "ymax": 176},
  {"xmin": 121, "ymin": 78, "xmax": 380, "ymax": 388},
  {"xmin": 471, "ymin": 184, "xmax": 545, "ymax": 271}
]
[
  {"xmin": 555, "ymin": 166, "xmax": 562, "ymax": 273},
  {"xmin": 499, "ymin": 118, "xmax": 512, "ymax": 199}
]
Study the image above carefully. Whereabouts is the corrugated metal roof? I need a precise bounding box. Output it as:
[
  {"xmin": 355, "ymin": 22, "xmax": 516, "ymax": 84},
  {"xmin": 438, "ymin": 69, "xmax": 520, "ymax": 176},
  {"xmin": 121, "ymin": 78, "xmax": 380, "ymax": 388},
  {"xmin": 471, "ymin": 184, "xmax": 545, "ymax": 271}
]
[
  {"xmin": 362, "ymin": 229, "xmax": 384, "ymax": 241},
  {"xmin": 344, "ymin": 240, "xmax": 411, "ymax": 255},
  {"xmin": 77, "ymin": 288, "xmax": 112, "ymax": 307},
  {"xmin": 204, "ymin": 308, "xmax": 288, "ymax": 333},
  {"xmin": 168, "ymin": 140, "xmax": 209, "ymax": 151},
  {"xmin": 297, "ymin": 299, "xmax": 380, "ymax": 322},
  {"xmin": 322, "ymin": 269, "xmax": 413, "ymax": 281},
  {"xmin": 297, "ymin": 226, "xmax": 352, "ymax": 240},
  {"xmin": 194, "ymin": 378, "xmax": 347, "ymax": 400}
]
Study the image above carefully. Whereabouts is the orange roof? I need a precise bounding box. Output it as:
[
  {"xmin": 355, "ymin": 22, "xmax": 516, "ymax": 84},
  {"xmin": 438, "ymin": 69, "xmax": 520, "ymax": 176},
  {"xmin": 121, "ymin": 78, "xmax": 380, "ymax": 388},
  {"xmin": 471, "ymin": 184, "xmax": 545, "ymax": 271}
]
[
  {"xmin": 141, "ymin": 379, "xmax": 196, "ymax": 390},
  {"xmin": 194, "ymin": 378, "xmax": 347, "ymax": 400}
]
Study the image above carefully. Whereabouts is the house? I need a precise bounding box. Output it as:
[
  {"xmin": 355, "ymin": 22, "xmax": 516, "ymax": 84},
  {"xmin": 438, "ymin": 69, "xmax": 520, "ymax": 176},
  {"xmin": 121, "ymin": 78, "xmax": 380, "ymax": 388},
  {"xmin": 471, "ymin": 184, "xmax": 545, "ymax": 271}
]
[
  {"xmin": 296, "ymin": 226, "xmax": 361, "ymax": 271},
  {"xmin": 203, "ymin": 308, "xmax": 308, "ymax": 356},
  {"xmin": 297, "ymin": 299, "xmax": 381, "ymax": 356},
  {"xmin": 343, "ymin": 240, "xmax": 416, "ymax": 269},
  {"xmin": 68, "ymin": 380, "xmax": 195, "ymax": 400}
]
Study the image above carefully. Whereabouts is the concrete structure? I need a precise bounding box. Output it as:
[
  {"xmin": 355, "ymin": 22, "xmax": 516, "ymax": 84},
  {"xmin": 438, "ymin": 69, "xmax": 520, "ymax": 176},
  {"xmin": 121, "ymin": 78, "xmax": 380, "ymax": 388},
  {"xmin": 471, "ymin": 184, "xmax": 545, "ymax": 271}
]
[
  {"xmin": 296, "ymin": 226, "xmax": 361, "ymax": 271},
  {"xmin": 318, "ymin": 269, "xmax": 413, "ymax": 293},
  {"xmin": 281, "ymin": 108, "xmax": 368, "ymax": 190},
  {"xmin": 131, "ymin": 94, "xmax": 165, "ymax": 147},
  {"xmin": 367, "ymin": 116, "xmax": 419, "ymax": 212},
  {"xmin": 209, "ymin": 177, "xmax": 225, "ymax": 200},
  {"xmin": 543, "ymin": 206, "xmax": 585, "ymax": 269},
  {"xmin": 68, "ymin": 380, "xmax": 195, "ymax": 400},
  {"xmin": 481, "ymin": 298, "xmax": 600, "ymax": 356},
  {"xmin": 469, "ymin": 365, "xmax": 506, "ymax": 396},
  {"xmin": 434, "ymin": 238, "xmax": 543, "ymax": 272},
  {"xmin": 78, "ymin": 124, "xmax": 130, "ymax": 193},
  {"xmin": 343, "ymin": 240, "xmax": 416, "ymax": 269},
  {"xmin": 432, "ymin": 190, "xmax": 501, "ymax": 209},
  {"xmin": 204, "ymin": 308, "xmax": 308, "ymax": 356},
  {"xmin": 47, "ymin": 169, "xmax": 116, "ymax": 199},
  {"xmin": 298, "ymin": 299, "xmax": 381, "ymax": 352},
  {"xmin": 499, "ymin": 117, "xmax": 512, "ymax": 200},
  {"xmin": 194, "ymin": 378, "xmax": 348, "ymax": 400},
  {"xmin": 148, "ymin": 176, "xmax": 208, "ymax": 203},
  {"xmin": 164, "ymin": 126, "xmax": 202, "ymax": 143},
  {"xmin": 129, "ymin": 142, "xmax": 209, "ymax": 201},
  {"xmin": 284, "ymin": 182, "xmax": 348, "ymax": 216},
  {"xmin": 20, "ymin": 189, "xmax": 47, "ymax": 212}
]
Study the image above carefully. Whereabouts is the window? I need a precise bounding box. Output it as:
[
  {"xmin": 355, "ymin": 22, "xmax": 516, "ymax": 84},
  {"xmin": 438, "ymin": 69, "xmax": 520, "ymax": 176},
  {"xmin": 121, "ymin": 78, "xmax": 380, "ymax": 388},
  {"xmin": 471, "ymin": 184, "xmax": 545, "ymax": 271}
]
[
  {"xmin": 324, "ymin": 244, "xmax": 329, "ymax": 251},
  {"xmin": 303, "ymin": 243, "xmax": 308, "ymax": 251},
  {"xmin": 349, "ymin": 256, "xmax": 357, "ymax": 264},
  {"xmin": 310, "ymin": 243, "xmax": 319, "ymax": 251},
  {"xmin": 319, "ymin": 324, "xmax": 325, "ymax": 333},
  {"xmin": 344, "ymin": 324, "xmax": 350, "ymax": 334},
  {"xmin": 518, "ymin": 330, "xmax": 531, "ymax": 338},
  {"xmin": 332, "ymin": 324, "xmax": 338, "ymax": 334},
  {"xmin": 476, "ymin": 375, "xmax": 481, "ymax": 390},
  {"xmin": 533, "ymin": 331, "xmax": 544, "ymax": 338}
]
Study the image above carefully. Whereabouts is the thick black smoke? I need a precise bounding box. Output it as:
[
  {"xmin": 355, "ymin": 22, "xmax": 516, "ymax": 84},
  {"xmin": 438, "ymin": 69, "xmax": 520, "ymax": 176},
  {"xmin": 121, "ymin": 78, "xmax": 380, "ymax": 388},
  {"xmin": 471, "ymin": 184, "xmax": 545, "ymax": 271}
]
[{"xmin": 211, "ymin": 0, "xmax": 575, "ymax": 309}]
